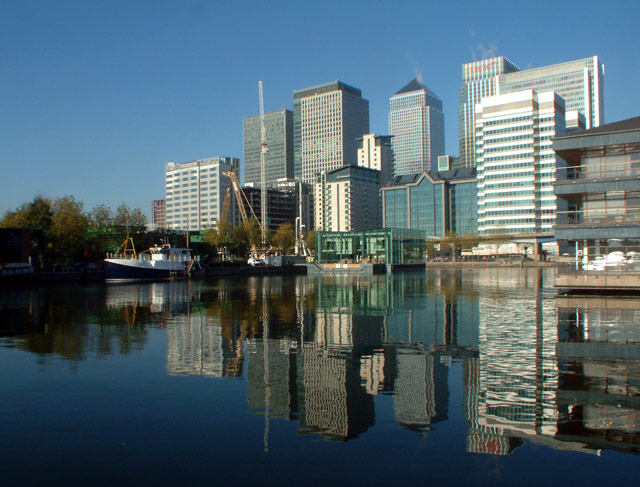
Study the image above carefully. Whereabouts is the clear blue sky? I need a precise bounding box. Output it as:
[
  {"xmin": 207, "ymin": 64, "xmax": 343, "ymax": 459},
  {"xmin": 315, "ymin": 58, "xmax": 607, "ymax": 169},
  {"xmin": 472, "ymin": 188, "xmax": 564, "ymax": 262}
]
[{"xmin": 1, "ymin": 0, "xmax": 638, "ymax": 218}]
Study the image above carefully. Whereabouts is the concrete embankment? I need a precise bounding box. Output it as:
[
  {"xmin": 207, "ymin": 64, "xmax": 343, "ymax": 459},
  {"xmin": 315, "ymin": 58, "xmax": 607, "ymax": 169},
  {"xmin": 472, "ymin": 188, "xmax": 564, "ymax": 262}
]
[
  {"xmin": 35, "ymin": 271, "xmax": 105, "ymax": 283},
  {"xmin": 203, "ymin": 265, "xmax": 306, "ymax": 278},
  {"xmin": 20, "ymin": 260, "xmax": 564, "ymax": 285}
]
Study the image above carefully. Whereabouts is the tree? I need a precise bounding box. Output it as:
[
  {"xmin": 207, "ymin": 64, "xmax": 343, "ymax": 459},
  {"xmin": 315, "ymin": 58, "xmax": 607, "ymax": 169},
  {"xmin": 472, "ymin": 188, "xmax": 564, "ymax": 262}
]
[
  {"xmin": 47, "ymin": 196, "xmax": 88, "ymax": 264},
  {"xmin": 113, "ymin": 203, "xmax": 147, "ymax": 251},
  {"xmin": 305, "ymin": 230, "xmax": 316, "ymax": 254},
  {"xmin": 0, "ymin": 195, "xmax": 52, "ymax": 229},
  {"xmin": 272, "ymin": 223, "xmax": 296, "ymax": 255},
  {"xmin": 129, "ymin": 208, "xmax": 147, "ymax": 229},
  {"xmin": 442, "ymin": 231, "xmax": 463, "ymax": 262},
  {"xmin": 113, "ymin": 203, "xmax": 132, "ymax": 229},
  {"xmin": 425, "ymin": 240, "xmax": 437, "ymax": 260},
  {"xmin": 458, "ymin": 233, "xmax": 480, "ymax": 258},
  {"xmin": 243, "ymin": 219, "xmax": 263, "ymax": 253},
  {"xmin": 87, "ymin": 204, "xmax": 113, "ymax": 228}
]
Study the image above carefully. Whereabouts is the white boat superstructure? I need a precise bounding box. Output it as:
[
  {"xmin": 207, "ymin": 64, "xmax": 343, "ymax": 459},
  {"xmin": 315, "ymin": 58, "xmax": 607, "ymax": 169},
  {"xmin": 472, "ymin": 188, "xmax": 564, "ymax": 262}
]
[{"xmin": 104, "ymin": 239, "xmax": 200, "ymax": 281}]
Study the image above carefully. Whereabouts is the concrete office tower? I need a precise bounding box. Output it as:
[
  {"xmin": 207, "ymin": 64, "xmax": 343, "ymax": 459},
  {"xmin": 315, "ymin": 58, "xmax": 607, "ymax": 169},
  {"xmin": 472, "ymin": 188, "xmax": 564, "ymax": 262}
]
[
  {"xmin": 389, "ymin": 79, "xmax": 445, "ymax": 175},
  {"xmin": 459, "ymin": 57, "xmax": 520, "ymax": 168},
  {"xmin": 475, "ymin": 90, "xmax": 566, "ymax": 236},
  {"xmin": 293, "ymin": 81, "xmax": 370, "ymax": 184},
  {"xmin": 243, "ymin": 108, "xmax": 294, "ymax": 187},
  {"xmin": 459, "ymin": 55, "xmax": 604, "ymax": 168},
  {"xmin": 357, "ymin": 134, "xmax": 394, "ymax": 186},
  {"xmin": 165, "ymin": 156, "xmax": 240, "ymax": 231}
]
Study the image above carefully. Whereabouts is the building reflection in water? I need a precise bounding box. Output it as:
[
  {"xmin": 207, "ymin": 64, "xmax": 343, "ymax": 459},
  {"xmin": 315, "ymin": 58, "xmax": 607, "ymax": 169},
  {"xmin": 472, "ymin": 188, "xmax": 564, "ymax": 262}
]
[
  {"xmin": 555, "ymin": 295, "xmax": 640, "ymax": 455},
  {"xmin": 155, "ymin": 270, "xmax": 640, "ymax": 453},
  {"xmin": 5, "ymin": 270, "xmax": 638, "ymax": 455}
]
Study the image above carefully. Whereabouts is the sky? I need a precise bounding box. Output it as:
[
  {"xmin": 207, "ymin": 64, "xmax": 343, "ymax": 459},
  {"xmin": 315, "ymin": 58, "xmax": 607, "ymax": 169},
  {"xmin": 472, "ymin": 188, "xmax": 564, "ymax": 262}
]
[{"xmin": 1, "ymin": 0, "xmax": 639, "ymax": 218}]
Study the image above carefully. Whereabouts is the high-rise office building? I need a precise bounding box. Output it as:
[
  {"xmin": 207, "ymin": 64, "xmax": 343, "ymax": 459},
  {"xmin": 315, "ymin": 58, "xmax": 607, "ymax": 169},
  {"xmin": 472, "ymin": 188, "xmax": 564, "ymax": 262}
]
[
  {"xmin": 243, "ymin": 108, "xmax": 294, "ymax": 187},
  {"xmin": 498, "ymin": 56, "xmax": 604, "ymax": 129},
  {"xmin": 357, "ymin": 134, "xmax": 394, "ymax": 186},
  {"xmin": 165, "ymin": 156, "xmax": 239, "ymax": 231},
  {"xmin": 389, "ymin": 79, "xmax": 445, "ymax": 175},
  {"xmin": 293, "ymin": 81, "xmax": 370, "ymax": 184},
  {"xmin": 459, "ymin": 56, "xmax": 604, "ymax": 168},
  {"xmin": 459, "ymin": 57, "xmax": 520, "ymax": 168},
  {"xmin": 475, "ymin": 90, "xmax": 566, "ymax": 236}
]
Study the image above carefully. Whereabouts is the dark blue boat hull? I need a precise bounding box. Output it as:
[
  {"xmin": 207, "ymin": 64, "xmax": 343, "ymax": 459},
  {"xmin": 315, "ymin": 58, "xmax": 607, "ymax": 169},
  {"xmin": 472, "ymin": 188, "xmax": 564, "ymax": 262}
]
[{"xmin": 104, "ymin": 261, "xmax": 185, "ymax": 281}]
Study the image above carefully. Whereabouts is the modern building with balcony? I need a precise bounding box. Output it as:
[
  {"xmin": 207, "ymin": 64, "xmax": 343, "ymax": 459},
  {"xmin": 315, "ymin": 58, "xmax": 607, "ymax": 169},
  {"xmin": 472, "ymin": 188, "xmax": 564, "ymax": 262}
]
[
  {"xmin": 315, "ymin": 165, "xmax": 381, "ymax": 232},
  {"xmin": 553, "ymin": 116, "xmax": 640, "ymax": 291}
]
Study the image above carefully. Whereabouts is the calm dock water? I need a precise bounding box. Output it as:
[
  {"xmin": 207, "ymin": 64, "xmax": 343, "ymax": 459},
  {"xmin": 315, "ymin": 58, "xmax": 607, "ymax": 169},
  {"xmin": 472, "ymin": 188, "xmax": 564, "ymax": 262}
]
[{"xmin": 1, "ymin": 268, "xmax": 638, "ymax": 486}]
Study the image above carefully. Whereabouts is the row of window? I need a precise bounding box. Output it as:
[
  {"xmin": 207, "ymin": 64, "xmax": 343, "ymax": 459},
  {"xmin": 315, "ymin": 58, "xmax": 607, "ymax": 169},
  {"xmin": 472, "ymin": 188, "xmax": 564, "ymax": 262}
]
[{"xmin": 483, "ymin": 143, "xmax": 534, "ymax": 154}]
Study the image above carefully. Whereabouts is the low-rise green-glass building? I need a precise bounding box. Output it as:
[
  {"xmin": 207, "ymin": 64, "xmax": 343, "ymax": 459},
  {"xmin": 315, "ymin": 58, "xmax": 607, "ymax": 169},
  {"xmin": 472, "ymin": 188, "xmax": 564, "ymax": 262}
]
[{"xmin": 315, "ymin": 228, "xmax": 428, "ymax": 264}]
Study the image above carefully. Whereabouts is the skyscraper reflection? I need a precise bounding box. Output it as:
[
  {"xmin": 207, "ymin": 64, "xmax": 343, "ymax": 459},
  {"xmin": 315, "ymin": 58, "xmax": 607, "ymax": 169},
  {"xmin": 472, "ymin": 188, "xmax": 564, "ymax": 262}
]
[{"xmin": 3, "ymin": 270, "xmax": 638, "ymax": 456}]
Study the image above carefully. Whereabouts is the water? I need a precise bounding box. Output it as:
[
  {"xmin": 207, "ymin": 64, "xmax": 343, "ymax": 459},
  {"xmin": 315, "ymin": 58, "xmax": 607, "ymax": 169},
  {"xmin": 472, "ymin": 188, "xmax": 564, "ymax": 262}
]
[{"xmin": 1, "ymin": 268, "xmax": 638, "ymax": 485}]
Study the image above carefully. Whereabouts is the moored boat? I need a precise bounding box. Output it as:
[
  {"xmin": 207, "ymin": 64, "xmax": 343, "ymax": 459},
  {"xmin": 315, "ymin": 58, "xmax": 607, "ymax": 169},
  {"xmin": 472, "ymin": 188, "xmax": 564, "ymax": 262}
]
[
  {"xmin": 104, "ymin": 238, "xmax": 200, "ymax": 282},
  {"xmin": 0, "ymin": 263, "xmax": 35, "ymax": 286}
]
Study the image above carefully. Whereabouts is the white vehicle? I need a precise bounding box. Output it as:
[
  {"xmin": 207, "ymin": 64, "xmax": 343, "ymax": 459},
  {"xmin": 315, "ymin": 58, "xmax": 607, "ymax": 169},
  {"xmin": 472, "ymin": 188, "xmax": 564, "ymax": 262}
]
[
  {"xmin": 247, "ymin": 256, "xmax": 265, "ymax": 267},
  {"xmin": 626, "ymin": 251, "xmax": 640, "ymax": 263},
  {"xmin": 582, "ymin": 251, "xmax": 627, "ymax": 271}
]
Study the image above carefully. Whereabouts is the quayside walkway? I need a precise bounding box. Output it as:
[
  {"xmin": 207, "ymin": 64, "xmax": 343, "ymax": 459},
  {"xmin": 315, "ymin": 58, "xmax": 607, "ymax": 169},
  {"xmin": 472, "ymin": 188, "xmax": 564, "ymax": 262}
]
[{"xmin": 555, "ymin": 269, "xmax": 640, "ymax": 292}]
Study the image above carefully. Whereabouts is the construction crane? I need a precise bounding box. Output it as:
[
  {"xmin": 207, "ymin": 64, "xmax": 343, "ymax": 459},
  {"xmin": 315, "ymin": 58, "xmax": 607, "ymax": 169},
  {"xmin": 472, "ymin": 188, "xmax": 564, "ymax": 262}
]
[
  {"xmin": 220, "ymin": 187, "xmax": 231, "ymax": 225},
  {"xmin": 222, "ymin": 170, "xmax": 267, "ymax": 256},
  {"xmin": 259, "ymin": 81, "xmax": 268, "ymax": 250}
]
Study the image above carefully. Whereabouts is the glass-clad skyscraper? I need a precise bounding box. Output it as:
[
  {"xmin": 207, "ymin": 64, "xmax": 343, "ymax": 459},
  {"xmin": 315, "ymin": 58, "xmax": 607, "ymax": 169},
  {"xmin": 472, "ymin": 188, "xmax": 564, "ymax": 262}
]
[
  {"xmin": 498, "ymin": 56, "xmax": 604, "ymax": 130},
  {"xmin": 458, "ymin": 57, "xmax": 520, "ymax": 169},
  {"xmin": 243, "ymin": 108, "xmax": 294, "ymax": 187},
  {"xmin": 459, "ymin": 55, "xmax": 604, "ymax": 168},
  {"xmin": 389, "ymin": 79, "xmax": 445, "ymax": 175}
]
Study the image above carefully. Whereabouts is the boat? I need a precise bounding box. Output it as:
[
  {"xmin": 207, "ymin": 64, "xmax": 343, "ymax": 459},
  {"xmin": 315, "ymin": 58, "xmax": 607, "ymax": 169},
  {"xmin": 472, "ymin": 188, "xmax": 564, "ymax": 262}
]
[
  {"xmin": 104, "ymin": 238, "xmax": 200, "ymax": 282},
  {"xmin": 0, "ymin": 263, "xmax": 35, "ymax": 286}
]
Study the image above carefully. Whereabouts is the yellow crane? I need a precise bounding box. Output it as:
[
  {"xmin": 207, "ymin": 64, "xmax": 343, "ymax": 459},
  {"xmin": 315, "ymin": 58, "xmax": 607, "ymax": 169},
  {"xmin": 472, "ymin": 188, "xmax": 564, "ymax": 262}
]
[{"xmin": 222, "ymin": 170, "xmax": 269, "ymax": 257}]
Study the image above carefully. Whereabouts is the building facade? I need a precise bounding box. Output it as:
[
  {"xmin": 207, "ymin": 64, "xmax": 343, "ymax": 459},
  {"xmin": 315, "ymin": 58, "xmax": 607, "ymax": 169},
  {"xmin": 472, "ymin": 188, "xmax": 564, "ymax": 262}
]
[
  {"xmin": 459, "ymin": 55, "xmax": 604, "ymax": 168},
  {"xmin": 293, "ymin": 81, "xmax": 370, "ymax": 184},
  {"xmin": 475, "ymin": 90, "xmax": 566, "ymax": 236},
  {"xmin": 390, "ymin": 78, "xmax": 445, "ymax": 175},
  {"xmin": 150, "ymin": 199, "xmax": 166, "ymax": 230},
  {"xmin": 243, "ymin": 108, "xmax": 294, "ymax": 187},
  {"xmin": 315, "ymin": 165, "xmax": 380, "ymax": 232},
  {"xmin": 272, "ymin": 178, "xmax": 314, "ymax": 239},
  {"xmin": 237, "ymin": 186, "xmax": 298, "ymax": 233},
  {"xmin": 381, "ymin": 169, "xmax": 477, "ymax": 238},
  {"xmin": 357, "ymin": 134, "xmax": 394, "ymax": 186},
  {"xmin": 459, "ymin": 57, "xmax": 520, "ymax": 168},
  {"xmin": 553, "ymin": 116, "xmax": 640, "ymax": 287},
  {"xmin": 165, "ymin": 157, "xmax": 239, "ymax": 231},
  {"xmin": 498, "ymin": 56, "xmax": 604, "ymax": 130}
]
